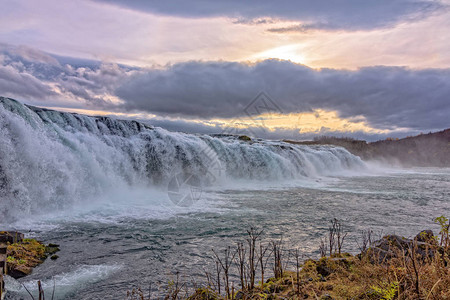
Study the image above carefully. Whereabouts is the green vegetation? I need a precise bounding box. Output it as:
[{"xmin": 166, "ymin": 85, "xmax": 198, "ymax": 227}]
[{"xmin": 434, "ymin": 215, "xmax": 449, "ymax": 248}]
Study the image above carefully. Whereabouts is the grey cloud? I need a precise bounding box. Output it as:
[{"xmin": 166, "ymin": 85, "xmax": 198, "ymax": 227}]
[
  {"xmin": 58, "ymin": 63, "xmax": 132, "ymax": 105},
  {"xmin": 1, "ymin": 44, "xmax": 449, "ymax": 137},
  {"xmin": 94, "ymin": 0, "xmax": 445, "ymax": 31},
  {"xmin": 0, "ymin": 44, "xmax": 133, "ymax": 107},
  {"xmin": 0, "ymin": 43, "xmax": 60, "ymax": 65},
  {"xmin": 0, "ymin": 64, "xmax": 57, "ymax": 100},
  {"xmin": 115, "ymin": 60, "xmax": 450, "ymax": 132}
]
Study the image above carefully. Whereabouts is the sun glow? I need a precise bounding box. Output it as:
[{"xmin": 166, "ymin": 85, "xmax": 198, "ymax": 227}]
[
  {"xmin": 251, "ymin": 44, "xmax": 308, "ymax": 64},
  {"xmin": 210, "ymin": 110, "xmax": 390, "ymax": 134}
]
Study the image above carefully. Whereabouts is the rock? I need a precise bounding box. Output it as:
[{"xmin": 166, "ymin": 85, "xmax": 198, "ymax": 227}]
[
  {"xmin": 317, "ymin": 265, "xmax": 332, "ymax": 277},
  {"xmin": 414, "ymin": 230, "xmax": 435, "ymax": 244},
  {"xmin": 362, "ymin": 231, "xmax": 437, "ymax": 263},
  {"xmin": 373, "ymin": 234, "xmax": 409, "ymax": 252},
  {"xmin": 414, "ymin": 241, "xmax": 436, "ymax": 260},
  {"xmin": 364, "ymin": 247, "xmax": 393, "ymax": 263},
  {"xmin": 0, "ymin": 232, "xmax": 23, "ymax": 244},
  {"xmin": 45, "ymin": 245, "xmax": 60, "ymax": 255},
  {"xmin": 316, "ymin": 260, "xmax": 333, "ymax": 277},
  {"xmin": 8, "ymin": 265, "xmax": 32, "ymax": 279},
  {"xmin": 50, "ymin": 255, "xmax": 59, "ymax": 260},
  {"xmin": 238, "ymin": 135, "xmax": 251, "ymax": 141}
]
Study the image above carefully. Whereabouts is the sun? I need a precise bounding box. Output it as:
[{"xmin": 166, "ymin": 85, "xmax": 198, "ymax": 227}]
[{"xmin": 252, "ymin": 44, "xmax": 307, "ymax": 64}]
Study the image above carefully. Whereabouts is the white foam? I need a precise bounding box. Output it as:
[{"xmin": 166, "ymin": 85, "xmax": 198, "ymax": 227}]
[{"xmin": 7, "ymin": 265, "xmax": 121, "ymax": 299}]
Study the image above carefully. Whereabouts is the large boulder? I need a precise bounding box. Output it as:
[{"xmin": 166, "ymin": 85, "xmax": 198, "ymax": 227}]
[{"xmin": 362, "ymin": 230, "xmax": 437, "ymax": 263}]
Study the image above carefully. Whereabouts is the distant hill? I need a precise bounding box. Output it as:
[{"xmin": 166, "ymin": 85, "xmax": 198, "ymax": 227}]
[{"xmin": 285, "ymin": 129, "xmax": 450, "ymax": 167}]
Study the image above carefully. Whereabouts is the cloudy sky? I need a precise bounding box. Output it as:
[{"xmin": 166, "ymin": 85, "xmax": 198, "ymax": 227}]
[{"xmin": 1, "ymin": 0, "xmax": 450, "ymax": 141}]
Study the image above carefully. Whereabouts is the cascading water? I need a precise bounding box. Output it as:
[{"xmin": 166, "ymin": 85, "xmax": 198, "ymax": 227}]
[{"xmin": 0, "ymin": 97, "xmax": 366, "ymax": 220}]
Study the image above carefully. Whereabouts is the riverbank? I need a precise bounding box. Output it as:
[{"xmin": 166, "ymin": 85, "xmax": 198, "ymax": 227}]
[{"xmin": 127, "ymin": 218, "xmax": 449, "ymax": 300}]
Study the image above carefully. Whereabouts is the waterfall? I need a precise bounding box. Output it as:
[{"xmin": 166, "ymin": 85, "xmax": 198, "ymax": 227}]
[{"xmin": 0, "ymin": 97, "xmax": 366, "ymax": 219}]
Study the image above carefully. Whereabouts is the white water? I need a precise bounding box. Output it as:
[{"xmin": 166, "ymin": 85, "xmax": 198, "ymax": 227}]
[
  {"xmin": 0, "ymin": 97, "xmax": 366, "ymax": 221},
  {"xmin": 5, "ymin": 265, "xmax": 121, "ymax": 299}
]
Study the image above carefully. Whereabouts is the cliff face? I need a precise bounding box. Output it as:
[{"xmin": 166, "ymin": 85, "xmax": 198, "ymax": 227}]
[{"xmin": 286, "ymin": 129, "xmax": 450, "ymax": 167}]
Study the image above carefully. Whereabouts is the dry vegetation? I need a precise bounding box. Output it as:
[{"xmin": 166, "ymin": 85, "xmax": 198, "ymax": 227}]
[{"xmin": 127, "ymin": 217, "xmax": 450, "ymax": 300}]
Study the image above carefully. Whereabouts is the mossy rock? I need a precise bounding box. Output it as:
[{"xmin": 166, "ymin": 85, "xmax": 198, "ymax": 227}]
[
  {"xmin": 238, "ymin": 135, "xmax": 251, "ymax": 141},
  {"xmin": 45, "ymin": 245, "xmax": 60, "ymax": 255},
  {"xmin": 6, "ymin": 238, "xmax": 61, "ymax": 278}
]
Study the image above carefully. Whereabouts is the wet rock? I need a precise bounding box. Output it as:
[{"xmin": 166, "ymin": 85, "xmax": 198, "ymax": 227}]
[
  {"xmin": 238, "ymin": 135, "xmax": 251, "ymax": 141},
  {"xmin": 45, "ymin": 245, "xmax": 60, "ymax": 256}
]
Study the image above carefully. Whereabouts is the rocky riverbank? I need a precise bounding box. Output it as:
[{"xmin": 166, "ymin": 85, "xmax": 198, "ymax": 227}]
[
  {"xmin": 186, "ymin": 231, "xmax": 448, "ymax": 299},
  {"xmin": 127, "ymin": 220, "xmax": 449, "ymax": 300}
]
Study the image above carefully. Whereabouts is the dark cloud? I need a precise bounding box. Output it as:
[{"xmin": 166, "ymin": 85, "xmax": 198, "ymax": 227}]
[
  {"xmin": 94, "ymin": 0, "xmax": 445, "ymax": 31},
  {"xmin": 115, "ymin": 60, "xmax": 450, "ymax": 132}
]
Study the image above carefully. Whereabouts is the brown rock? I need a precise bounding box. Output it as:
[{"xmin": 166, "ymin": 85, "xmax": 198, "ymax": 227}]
[{"xmin": 8, "ymin": 265, "xmax": 32, "ymax": 279}]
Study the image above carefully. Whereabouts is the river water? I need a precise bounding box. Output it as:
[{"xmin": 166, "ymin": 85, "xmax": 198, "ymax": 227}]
[{"xmin": 3, "ymin": 168, "xmax": 449, "ymax": 299}]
